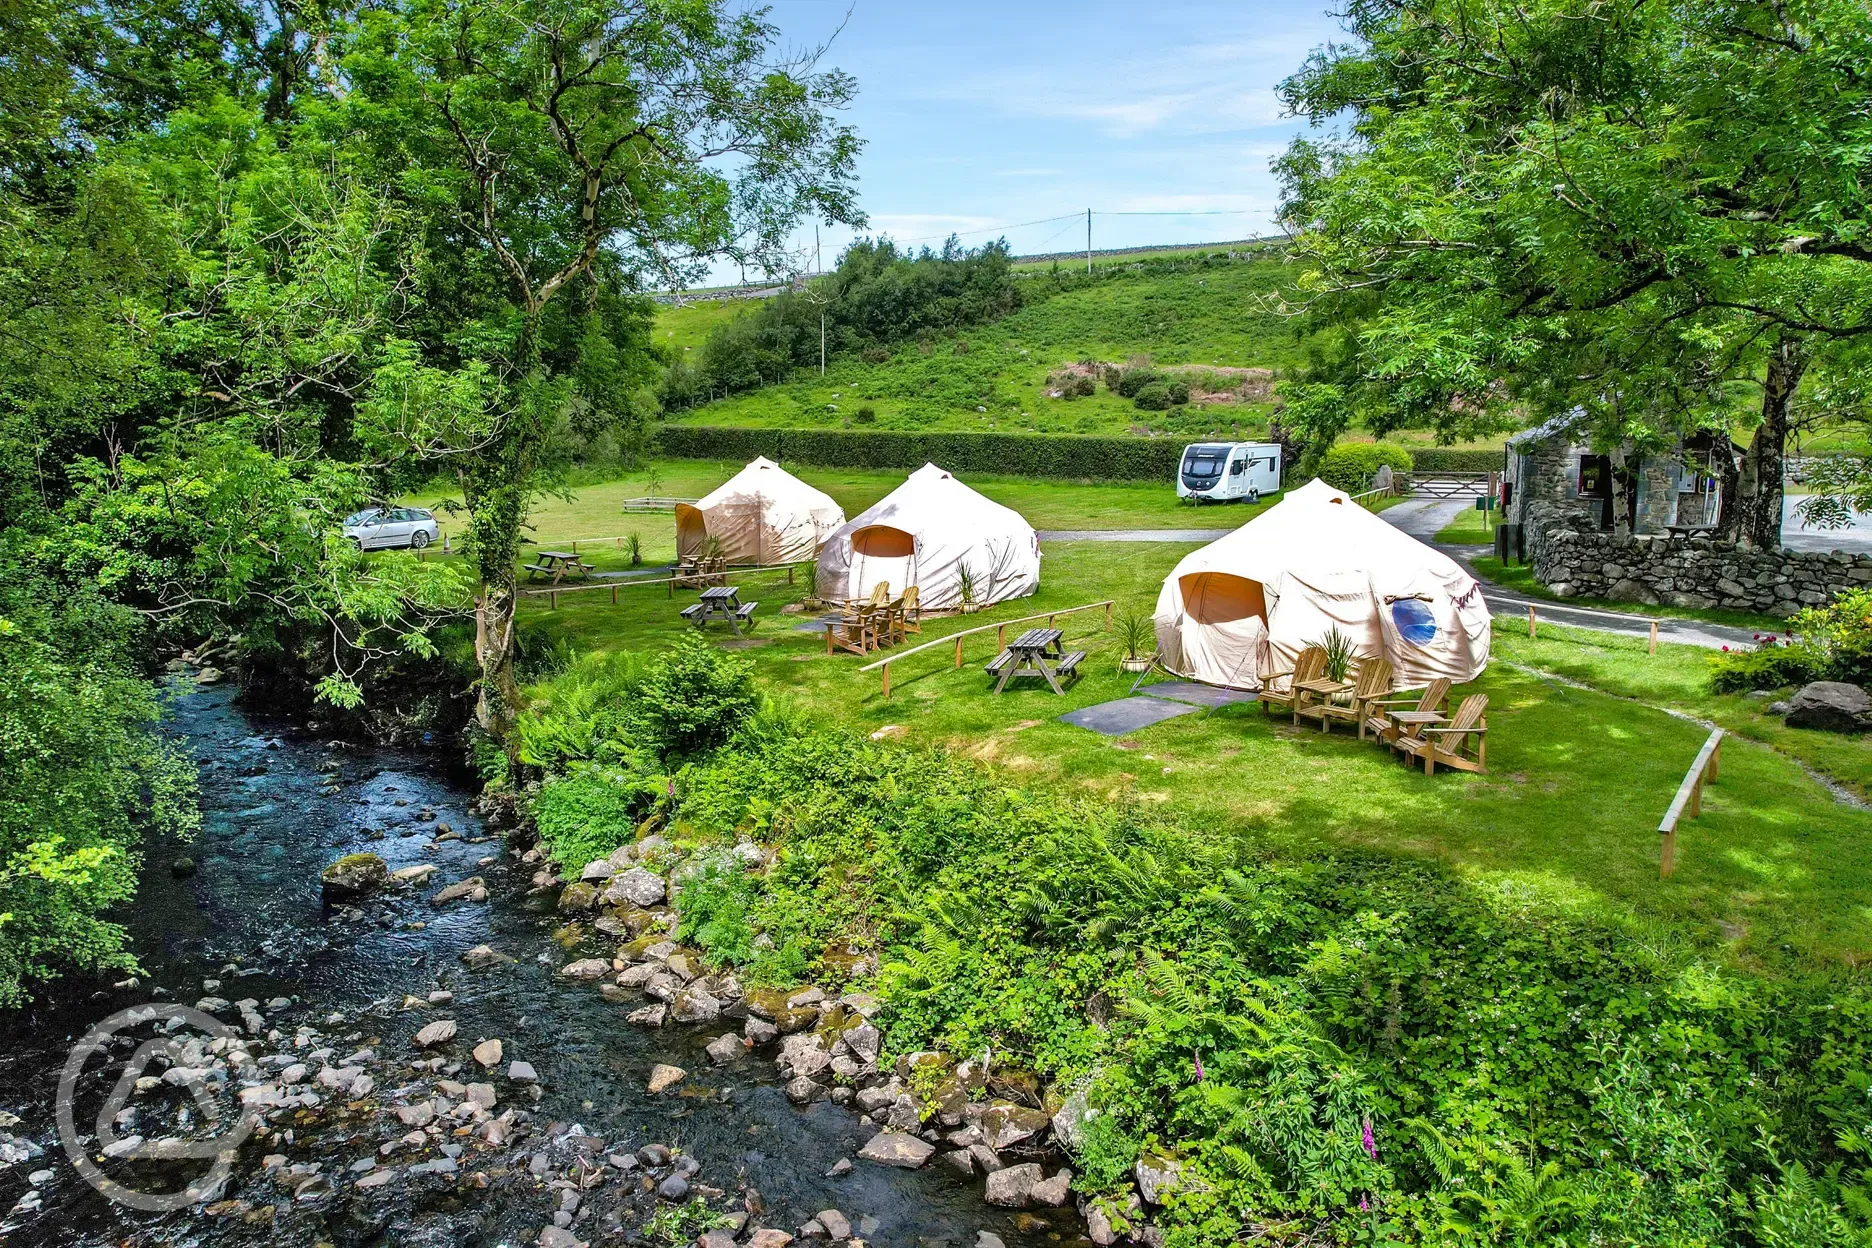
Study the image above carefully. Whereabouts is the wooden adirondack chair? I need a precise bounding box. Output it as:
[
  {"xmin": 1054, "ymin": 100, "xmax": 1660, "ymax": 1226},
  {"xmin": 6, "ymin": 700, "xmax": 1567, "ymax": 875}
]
[
  {"xmin": 1395, "ymin": 693, "xmax": 1489, "ymax": 775},
  {"xmin": 1299, "ymin": 656, "xmax": 1394, "ymax": 734},
  {"xmin": 826, "ymin": 582, "xmax": 891, "ymax": 656},
  {"xmin": 884, "ymin": 585, "xmax": 922, "ymax": 644},
  {"xmin": 1260, "ymin": 646, "xmax": 1327, "ymax": 718},
  {"xmin": 1362, "ymin": 677, "xmax": 1451, "ymax": 743}
]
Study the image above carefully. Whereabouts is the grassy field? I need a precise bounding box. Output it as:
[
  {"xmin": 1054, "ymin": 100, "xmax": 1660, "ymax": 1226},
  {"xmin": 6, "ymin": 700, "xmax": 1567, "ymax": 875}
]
[
  {"xmin": 406, "ymin": 459, "xmax": 1279, "ymax": 566},
  {"xmin": 653, "ymin": 298, "xmax": 752, "ymax": 354},
  {"xmin": 513, "ymin": 532, "xmax": 1872, "ymax": 970},
  {"xmin": 661, "ymin": 258, "xmax": 1305, "ymax": 438}
]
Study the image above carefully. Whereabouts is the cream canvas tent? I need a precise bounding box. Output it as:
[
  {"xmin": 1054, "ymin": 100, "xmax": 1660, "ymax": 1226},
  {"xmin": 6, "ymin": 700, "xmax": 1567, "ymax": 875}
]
[
  {"xmin": 816, "ymin": 463, "xmax": 1041, "ymax": 609},
  {"xmin": 674, "ymin": 457, "xmax": 846, "ymax": 566},
  {"xmin": 1152, "ymin": 479, "xmax": 1491, "ymax": 690}
]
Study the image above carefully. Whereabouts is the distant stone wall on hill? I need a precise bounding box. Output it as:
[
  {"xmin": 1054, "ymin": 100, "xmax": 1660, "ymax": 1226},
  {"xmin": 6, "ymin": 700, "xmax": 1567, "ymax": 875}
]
[{"xmin": 1530, "ymin": 525, "xmax": 1872, "ymax": 617}]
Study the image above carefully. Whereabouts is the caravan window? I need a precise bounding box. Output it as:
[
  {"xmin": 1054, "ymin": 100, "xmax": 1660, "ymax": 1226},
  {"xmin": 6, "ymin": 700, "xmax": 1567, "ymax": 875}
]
[
  {"xmin": 1183, "ymin": 448, "xmax": 1224, "ymax": 477},
  {"xmin": 1230, "ymin": 459, "xmax": 1246, "ymax": 475}
]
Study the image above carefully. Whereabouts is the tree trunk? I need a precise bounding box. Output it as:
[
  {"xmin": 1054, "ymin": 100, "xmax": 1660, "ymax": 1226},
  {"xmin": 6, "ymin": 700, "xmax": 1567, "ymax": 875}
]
[
  {"xmin": 1609, "ymin": 445, "xmax": 1631, "ymax": 539},
  {"xmin": 1725, "ymin": 335, "xmax": 1807, "ymax": 550}
]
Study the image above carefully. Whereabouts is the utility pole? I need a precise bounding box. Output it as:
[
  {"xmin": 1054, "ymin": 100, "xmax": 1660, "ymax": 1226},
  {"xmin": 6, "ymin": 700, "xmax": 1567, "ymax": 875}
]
[
  {"xmin": 815, "ymin": 223, "xmax": 821, "ymax": 275},
  {"xmin": 1086, "ymin": 209, "xmax": 1092, "ymax": 274},
  {"xmin": 820, "ymin": 312, "xmax": 826, "ymax": 375}
]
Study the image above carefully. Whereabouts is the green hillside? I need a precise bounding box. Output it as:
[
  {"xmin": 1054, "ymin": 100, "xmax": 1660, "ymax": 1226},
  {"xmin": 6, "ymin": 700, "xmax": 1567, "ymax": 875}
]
[{"xmin": 659, "ymin": 256, "xmax": 1306, "ymax": 438}]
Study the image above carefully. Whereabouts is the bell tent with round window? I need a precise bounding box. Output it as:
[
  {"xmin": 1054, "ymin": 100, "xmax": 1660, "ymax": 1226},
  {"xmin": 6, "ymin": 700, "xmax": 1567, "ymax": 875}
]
[
  {"xmin": 674, "ymin": 457, "xmax": 847, "ymax": 566},
  {"xmin": 1151, "ymin": 479, "xmax": 1491, "ymax": 690},
  {"xmin": 815, "ymin": 463, "xmax": 1041, "ymax": 610}
]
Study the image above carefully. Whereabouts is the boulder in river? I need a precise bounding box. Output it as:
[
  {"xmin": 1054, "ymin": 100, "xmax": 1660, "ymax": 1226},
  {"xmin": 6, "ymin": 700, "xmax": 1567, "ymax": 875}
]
[
  {"xmin": 472, "ymin": 1038, "xmax": 503, "ymax": 1068},
  {"xmin": 984, "ymin": 1162, "xmax": 1044, "ymax": 1207},
  {"xmin": 461, "ymin": 944, "xmax": 513, "ymax": 970},
  {"xmin": 1786, "ymin": 681, "xmax": 1872, "ymax": 732},
  {"xmin": 647, "ymin": 1063, "xmax": 686, "ymax": 1094},
  {"xmin": 321, "ymin": 853, "xmax": 388, "ymax": 903},
  {"xmin": 413, "ymin": 1019, "xmax": 457, "ymax": 1048},
  {"xmin": 556, "ymin": 882, "xmax": 599, "ymax": 912},
  {"xmin": 856, "ymin": 1132, "xmax": 933, "ymax": 1169},
  {"xmin": 429, "ymin": 876, "xmax": 485, "ymax": 905},
  {"xmin": 558, "ymin": 958, "xmax": 611, "ymax": 982}
]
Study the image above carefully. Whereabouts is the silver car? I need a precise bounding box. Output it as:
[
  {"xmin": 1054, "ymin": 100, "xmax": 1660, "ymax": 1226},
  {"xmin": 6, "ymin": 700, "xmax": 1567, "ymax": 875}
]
[{"xmin": 343, "ymin": 507, "xmax": 440, "ymax": 551}]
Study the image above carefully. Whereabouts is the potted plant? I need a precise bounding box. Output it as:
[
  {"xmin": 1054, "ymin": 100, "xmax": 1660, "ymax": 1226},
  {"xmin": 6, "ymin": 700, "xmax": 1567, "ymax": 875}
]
[
  {"xmin": 799, "ymin": 557, "xmax": 823, "ymax": 611},
  {"xmin": 1316, "ymin": 626, "xmax": 1363, "ymax": 706},
  {"xmin": 1116, "ymin": 606, "xmax": 1156, "ymax": 672},
  {"xmin": 957, "ymin": 562, "xmax": 981, "ymax": 613}
]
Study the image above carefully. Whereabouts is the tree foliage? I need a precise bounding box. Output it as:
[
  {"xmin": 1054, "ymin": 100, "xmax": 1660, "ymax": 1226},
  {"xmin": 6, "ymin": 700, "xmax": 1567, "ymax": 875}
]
[{"xmin": 1277, "ymin": 0, "xmax": 1872, "ymax": 547}]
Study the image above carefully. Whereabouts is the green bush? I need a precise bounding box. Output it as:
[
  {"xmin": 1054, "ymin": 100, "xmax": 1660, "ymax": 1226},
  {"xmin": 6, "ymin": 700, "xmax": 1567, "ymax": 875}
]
[
  {"xmin": 1317, "ymin": 441, "xmax": 1415, "ymax": 492},
  {"xmin": 516, "ymin": 650, "xmax": 647, "ymax": 768},
  {"xmin": 632, "ymin": 632, "xmax": 760, "ymax": 759},
  {"xmin": 1116, "ymin": 366, "xmax": 1163, "ymax": 398},
  {"xmin": 675, "ymin": 851, "xmax": 757, "ymax": 966},
  {"xmin": 1166, "ymin": 380, "xmax": 1191, "ymax": 405},
  {"xmin": 656, "ymin": 427, "xmax": 1185, "ymax": 481},
  {"xmin": 1133, "ymin": 382, "xmax": 1173, "ymax": 411},
  {"xmin": 530, "ymin": 764, "xmax": 646, "ymax": 872},
  {"xmin": 1709, "ymin": 639, "xmax": 1820, "ymax": 693},
  {"xmin": 854, "ymin": 406, "xmax": 876, "ymax": 423},
  {"xmin": 1792, "ymin": 587, "xmax": 1872, "ymax": 687}
]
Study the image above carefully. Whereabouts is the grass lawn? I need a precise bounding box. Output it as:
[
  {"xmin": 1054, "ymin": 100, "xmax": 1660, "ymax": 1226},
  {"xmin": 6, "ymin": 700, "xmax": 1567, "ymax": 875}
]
[
  {"xmin": 1434, "ymin": 505, "xmax": 1500, "ymax": 545},
  {"xmin": 517, "ymin": 536, "xmax": 1872, "ymax": 971},
  {"xmin": 405, "ymin": 459, "xmax": 1284, "ymax": 570}
]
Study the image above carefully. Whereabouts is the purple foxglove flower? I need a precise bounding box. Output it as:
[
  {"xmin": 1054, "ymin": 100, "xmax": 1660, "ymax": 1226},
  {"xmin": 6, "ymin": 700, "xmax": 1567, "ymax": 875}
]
[{"xmin": 1362, "ymin": 1117, "xmax": 1376, "ymax": 1159}]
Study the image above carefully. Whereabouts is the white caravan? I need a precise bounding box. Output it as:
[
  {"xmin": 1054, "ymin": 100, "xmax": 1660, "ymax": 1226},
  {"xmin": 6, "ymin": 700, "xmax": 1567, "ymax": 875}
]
[{"xmin": 1177, "ymin": 442, "xmax": 1283, "ymax": 503}]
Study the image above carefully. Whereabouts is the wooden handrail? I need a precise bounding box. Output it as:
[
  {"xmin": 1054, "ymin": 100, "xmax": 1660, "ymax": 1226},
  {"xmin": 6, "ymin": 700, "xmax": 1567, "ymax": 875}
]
[
  {"xmin": 858, "ymin": 599, "xmax": 1115, "ymax": 697},
  {"xmin": 1658, "ymin": 727, "xmax": 1723, "ymax": 878},
  {"xmin": 523, "ymin": 560, "xmax": 809, "ymax": 608}
]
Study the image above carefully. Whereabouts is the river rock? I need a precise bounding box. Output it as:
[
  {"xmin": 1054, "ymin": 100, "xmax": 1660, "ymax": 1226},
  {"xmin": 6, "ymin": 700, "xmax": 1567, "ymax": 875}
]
[
  {"xmin": 982, "ymin": 1102, "xmax": 1050, "ymax": 1150},
  {"xmin": 976, "ymin": 1235, "xmax": 1006, "ymax": 1248},
  {"xmin": 746, "ymin": 1232, "xmax": 794, "ymax": 1248},
  {"xmin": 647, "ymin": 1064, "xmax": 686, "ymax": 1094},
  {"xmin": 984, "ymin": 1162, "xmax": 1044, "ymax": 1207},
  {"xmin": 321, "ymin": 853, "xmax": 388, "ymax": 903},
  {"xmin": 413, "ymin": 1019, "xmax": 457, "ymax": 1048},
  {"xmin": 657, "ymin": 1174, "xmax": 689, "ymax": 1201},
  {"xmin": 558, "ymin": 958, "xmax": 611, "ymax": 982},
  {"xmin": 461, "ymin": 944, "xmax": 512, "ymax": 969},
  {"xmin": 969, "ymin": 1143, "xmax": 1005, "ymax": 1174},
  {"xmin": 839, "ymin": 1023, "xmax": 882, "ymax": 1065},
  {"xmin": 392, "ymin": 863, "xmax": 437, "ymax": 886},
  {"xmin": 1031, "ymin": 1167, "xmax": 1073, "ymax": 1206},
  {"xmin": 744, "ymin": 1017, "xmax": 778, "ymax": 1045},
  {"xmin": 557, "ymin": 882, "xmax": 599, "ymax": 912},
  {"xmin": 777, "ymin": 1034, "xmax": 832, "ymax": 1081},
  {"xmin": 602, "ymin": 867, "xmax": 666, "ymax": 907},
  {"xmin": 627, "ymin": 1004, "xmax": 666, "ymax": 1027},
  {"xmin": 579, "ymin": 858, "xmax": 616, "ymax": 882},
  {"xmin": 508, "ymin": 1060, "xmax": 538, "ymax": 1083},
  {"xmin": 472, "ymin": 1038, "xmax": 503, "ymax": 1068},
  {"xmin": 744, "ymin": 988, "xmax": 820, "ymax": 1034},
  {"xmin": 1786, "ymin": 681, "xmax": 1872, "ymax": 732},
  {"xmin": 1051, "ymin": 1090, "xmax": 1092, "ymax": 1153},
  {"xmin": 856, "ymin": 1132, "xmax": 933, "ymax": 1168},
  {"xmin": 785, "ymin": 1076, "xmax": 825, "ymax": 1104},
  {"xmin": 1134, "ymin": 1153, "xmax": 1183, "ymax": 1204},
  {"xmin": 706, "ymin": 1033, "xmax": 745, "ymax": 1065},
  {"xmin": 817, "ymin": 1209, "xmax": 851, "ymax": 1239},
  {"xmin": 430, "ymin": 876, "xmax": 485, "ymax": 905},
  {"xmin": 936, "ymin": 1148, "xmax": 975, "ymax": 1177},
  {"xmin": 669, "ymin": 985, "xmax": 722, "ymax": 1023},
  {"xmin": 537, "ymin": 1228, "xmax": 583, "ymax": 1248}
]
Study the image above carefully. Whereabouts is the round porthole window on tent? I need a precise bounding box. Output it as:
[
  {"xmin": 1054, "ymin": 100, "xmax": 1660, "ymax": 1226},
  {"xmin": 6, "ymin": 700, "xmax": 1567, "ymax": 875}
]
[{"xmin": 1391, "ymin": 598, "xmax": 1439, "ymax": 646}]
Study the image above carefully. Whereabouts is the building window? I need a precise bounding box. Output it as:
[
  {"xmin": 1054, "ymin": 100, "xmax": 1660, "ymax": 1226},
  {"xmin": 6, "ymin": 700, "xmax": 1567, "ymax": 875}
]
[{"xmin": 1576, "ymin": 455, "xmax": 1612, "ymax": 498}]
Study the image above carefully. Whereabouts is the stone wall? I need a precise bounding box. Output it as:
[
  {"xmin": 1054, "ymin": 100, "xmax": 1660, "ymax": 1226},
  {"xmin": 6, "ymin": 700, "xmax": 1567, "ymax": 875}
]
[{"xmin": 1530, "ymin": 525, "xmax": 1872, "ymax": 616}]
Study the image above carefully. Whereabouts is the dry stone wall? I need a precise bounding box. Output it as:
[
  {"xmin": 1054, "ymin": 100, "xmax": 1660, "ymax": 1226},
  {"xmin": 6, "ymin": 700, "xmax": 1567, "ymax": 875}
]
[{"xmin": 1530, "ymin": 526, "xmax": 1872, "ymax": 617}]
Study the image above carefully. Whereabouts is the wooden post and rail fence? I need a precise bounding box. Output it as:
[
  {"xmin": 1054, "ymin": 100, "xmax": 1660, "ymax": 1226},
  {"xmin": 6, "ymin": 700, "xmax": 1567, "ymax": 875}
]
[
  {"xmin": 858, "ymin": 600, "xmax": 1116, "ymax": 698},
  {"xmin": 517, "ymin": 560, "xmax": 809, "ymax": 609},
  {"xmin": 1658, "ymin": 727, "xmax": 1723, "ymax": 879}
]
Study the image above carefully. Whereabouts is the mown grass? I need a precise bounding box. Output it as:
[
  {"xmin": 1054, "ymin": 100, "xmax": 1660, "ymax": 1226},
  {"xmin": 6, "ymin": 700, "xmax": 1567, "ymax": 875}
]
[{"xmin": 517, "ymin": 536, "xmax": 1872, "ymax": 970}]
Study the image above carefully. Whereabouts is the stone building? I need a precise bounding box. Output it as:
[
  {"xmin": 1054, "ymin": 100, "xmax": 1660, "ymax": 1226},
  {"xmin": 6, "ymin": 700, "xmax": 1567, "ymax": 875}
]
[{"xmin": 1503, "ymin": 411, "xmax": 1721, "ymax": 543}]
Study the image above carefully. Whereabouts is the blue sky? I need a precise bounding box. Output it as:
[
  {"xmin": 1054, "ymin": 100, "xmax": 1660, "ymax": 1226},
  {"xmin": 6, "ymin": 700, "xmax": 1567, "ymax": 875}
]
[{"xmin": 704, "ymin": 0, "xmax": 1348, "ymax": 285}]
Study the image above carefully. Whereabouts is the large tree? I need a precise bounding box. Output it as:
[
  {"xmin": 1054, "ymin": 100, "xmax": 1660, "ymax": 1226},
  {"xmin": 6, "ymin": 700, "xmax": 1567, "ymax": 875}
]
[
  {"xmin": 1277, "ymin": 0, "xmax": 1872, "ymax": 548},
  {"xmin": 346, "ymin": 0, "xmax": 863, "ymax": 748}
]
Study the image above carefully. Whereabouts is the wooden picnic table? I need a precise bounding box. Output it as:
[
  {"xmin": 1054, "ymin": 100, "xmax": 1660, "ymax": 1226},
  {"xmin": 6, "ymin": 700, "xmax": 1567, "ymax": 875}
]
[
  {"xmin": 524, "ymin": 550, "xmax": 594, "ymax": 584},
  {"xmin": 680, "ymin": 584, "xmax": 759, "ymax": 635},
  {"xmin": 984, "ymin": 627, "xmax": 1087, "ymax": 695}
]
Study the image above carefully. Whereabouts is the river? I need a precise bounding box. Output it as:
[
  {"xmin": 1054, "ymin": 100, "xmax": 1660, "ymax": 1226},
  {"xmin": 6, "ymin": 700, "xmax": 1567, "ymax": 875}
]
[{"xmin": 0, "ymin": 683, "xmax": 1071, "ymax": 1247}]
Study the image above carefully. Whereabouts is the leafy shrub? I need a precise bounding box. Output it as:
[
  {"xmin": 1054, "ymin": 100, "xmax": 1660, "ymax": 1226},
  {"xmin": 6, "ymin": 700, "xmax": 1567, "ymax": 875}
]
[
  {"xmin": 516, "ymin": 651, "xmax": 646, "ymax": 768},
  {"xmin": 1166, "ymin": 380, "xmax": 1191, "ymax": 405},
  {"xmin": 632, "ymin": 632, "xmax": 760, "ymax": 759},
  {"xmin": 1792, "ymin": 587, "xmax": 1872, "ymax": 687},
  {"xmin": 1116, "ymin": 367, "xmax": 1164, "ymax": 398},
  {"xmin": 1073, "ymin": 375, "xmax": 1096, "ymax": 398},
  {"xmin": 1317, "ymin": 440, "xmax": 1414, "ymax": 492},
  {"xmin": 951, "ymin": 339, "xmax": 969, "ymax": 355},
  {"xmin": 854, "ymin": 406, "xmax": 876, "ymax": 423},
  {"xmin": 861, "ymin": 346, "xmax": 890, "ymax": 364},
  {"xmin": 675, "ymin": 851, "xmax": 757, "ymax": 966},
  {"xmin": 530, "ymin": 764, "xmax": 650, "ymax": 872},
  {"xmin": 1133, "ymin": 382, "xmax": 1173, "ymax": 411},
  {"xmin": 1710, "ymin": 638, "xmax": 1820, "ymax": 693}
]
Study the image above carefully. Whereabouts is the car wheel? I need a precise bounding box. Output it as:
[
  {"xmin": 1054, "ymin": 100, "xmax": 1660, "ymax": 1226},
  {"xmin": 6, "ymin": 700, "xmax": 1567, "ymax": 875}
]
[
  {"xmin": 410, "ymin": 530, "xmax": 431, "ymax": 550},
  {"xmin": 350, "ymin": 537, "xmax": 365, "ymax": 551}
]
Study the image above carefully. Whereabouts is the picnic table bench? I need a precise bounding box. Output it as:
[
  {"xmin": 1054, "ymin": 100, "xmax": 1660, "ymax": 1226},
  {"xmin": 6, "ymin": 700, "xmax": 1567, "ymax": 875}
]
[
  {"xmin": 523, "ymin": 550, "xmax": 595, "ymax": 584},
  {"xmin": 985, "ymin": 627, "xmax": 1085, "ymax": 695},
  {"xmin": 682, "ymin": 585, "xmax": 758, "ymax": 635}
]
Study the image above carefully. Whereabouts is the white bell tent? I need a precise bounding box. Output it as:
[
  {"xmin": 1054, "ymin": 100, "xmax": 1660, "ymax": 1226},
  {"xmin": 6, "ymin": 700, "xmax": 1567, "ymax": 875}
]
[
  {"xmin": 1152, "ymin": 479, "xmax": 1491, "ymax": 690},
  {"xmin": 674, "ymin": 457, "xmax": 846, "ymax": 566},
  {"xmin": 816, "ymin": 463, "xmax": 1041, "ymax": 609}
]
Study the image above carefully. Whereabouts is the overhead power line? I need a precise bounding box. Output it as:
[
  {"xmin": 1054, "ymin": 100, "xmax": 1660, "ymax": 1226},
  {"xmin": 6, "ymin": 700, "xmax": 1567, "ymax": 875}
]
[{"xmin": 885, "ymin": 207, "xmax": 1265, "ymax": 245}]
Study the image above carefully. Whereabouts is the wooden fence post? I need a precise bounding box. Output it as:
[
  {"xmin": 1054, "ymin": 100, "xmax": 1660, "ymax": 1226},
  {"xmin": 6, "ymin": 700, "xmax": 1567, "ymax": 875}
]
[
  {"xmin": 1105, "ymin": 601, "xmax": 1112, "ymax": 629},
  {"xmin": 1527, "ymin": 605, "xmax": 1537, "ymax": 639},
  {"xmin": 549, "ymin": 590, "xmax": 558, "ymax": 610},
  {"xmin": 1660, "ymin": 825, "xmax": 1677, "ymax": 879},
  {"xmin": 954, "ymin": 636, "xmax": 964, "ymax": 669},
  {"xmin": 998, "ymin": 623, "xmax": 1006, "ymax": 650},
  {"xmin": 881, "ymin": 663, "xmax": 891, "ymax": 699},
  {"xmin": 611, "ymin": 584, "xmax": 618, "ymax": 606},
  {"xmin": 1649, "ymin": 620, "xmax": 1659, "ymax": 655}
]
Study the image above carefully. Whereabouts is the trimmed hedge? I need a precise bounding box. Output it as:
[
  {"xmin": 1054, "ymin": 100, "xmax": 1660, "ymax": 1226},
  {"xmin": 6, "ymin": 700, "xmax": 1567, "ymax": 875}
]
[
  {"xmin": 1318, "ymin": 442, "xmax": 1414, "ymax": 493},
  {"xmin": 656, "ymin": 425, "xmax": 1508, "ymax": 483},
  {"xmin": 655, "ymin": 425, "xmax": 1186, "ymax": 481}
]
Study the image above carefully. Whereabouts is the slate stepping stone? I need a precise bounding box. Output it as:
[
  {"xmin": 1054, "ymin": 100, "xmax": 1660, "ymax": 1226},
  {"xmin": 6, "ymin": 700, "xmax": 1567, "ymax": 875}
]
[
  {"xmin": 1137, "ymin": 681, "xmax": 1259, "ymax": 708},
  {"xmin": 1059, "ymin": 697, "xmax": 1199, "ymax": 736}
]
